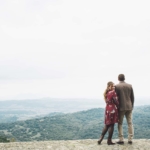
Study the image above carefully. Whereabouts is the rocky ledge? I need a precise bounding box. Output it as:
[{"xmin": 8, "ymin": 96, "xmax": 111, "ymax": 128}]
[{"xmin": 0, "ymin": 139, "xmax": 150, "ymax": 150}]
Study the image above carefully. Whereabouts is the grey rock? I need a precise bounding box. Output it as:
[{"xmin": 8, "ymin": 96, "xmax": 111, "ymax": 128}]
[{"xmin": 0, "ymin": 139, "xmax": 150, "ymax": 150}]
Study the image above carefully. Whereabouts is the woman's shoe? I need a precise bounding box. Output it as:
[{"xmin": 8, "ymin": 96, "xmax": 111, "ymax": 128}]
[
  {"xmin": 107, "ymin": 138, "xmax": 115, "ymax": 145},
  {"xmin": 97, "ymin": 135, "xmax": 104, "ymax": 145}
]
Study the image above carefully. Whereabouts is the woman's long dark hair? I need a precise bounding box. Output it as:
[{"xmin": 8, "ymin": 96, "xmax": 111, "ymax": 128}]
[{"xmin": 103, "ymin": 81, "xmax": 114, "ymax": 101}]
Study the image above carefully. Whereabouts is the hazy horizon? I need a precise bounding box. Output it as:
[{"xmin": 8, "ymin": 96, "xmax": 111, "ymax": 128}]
[{"xmin": 0, "ymin": 96, "xmax": 149, "ymax": 108}]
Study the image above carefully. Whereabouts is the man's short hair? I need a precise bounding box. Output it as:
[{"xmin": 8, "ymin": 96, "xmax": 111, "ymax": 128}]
[{"xmin": 118, "ymin": 74, "xmax": 125, "ymax": 81}]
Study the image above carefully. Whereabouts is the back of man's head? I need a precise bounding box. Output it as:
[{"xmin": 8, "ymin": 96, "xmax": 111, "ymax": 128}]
[{"xmin": 118, "ymin": 74, "xmax": 125, "ymax": 81}]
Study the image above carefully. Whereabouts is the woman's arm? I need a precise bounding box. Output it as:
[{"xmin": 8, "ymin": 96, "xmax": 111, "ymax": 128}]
[{"xmin": 112, "ymin": 91, "xmax": 119, "ymax": 108}]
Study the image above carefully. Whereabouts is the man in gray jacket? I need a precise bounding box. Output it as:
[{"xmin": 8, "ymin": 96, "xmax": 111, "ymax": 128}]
[{"xmin": 115, "ymin": 74, "xmax": 134, "ymax": 144}]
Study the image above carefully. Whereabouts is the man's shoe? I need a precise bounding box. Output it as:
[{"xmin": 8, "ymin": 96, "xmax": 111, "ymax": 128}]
[
  {"xmin": 128, "ymin": 141, "xmax": 132, "ymax": 144},
  {"xmin": 116, "ymin": 141, "xmax": 124, "ymax": 144}
]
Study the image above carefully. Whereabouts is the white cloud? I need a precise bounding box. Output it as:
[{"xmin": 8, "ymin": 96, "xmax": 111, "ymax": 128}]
[{"xmin": 0, "ymin": 0, "xmax": 150, "ymax": 100}]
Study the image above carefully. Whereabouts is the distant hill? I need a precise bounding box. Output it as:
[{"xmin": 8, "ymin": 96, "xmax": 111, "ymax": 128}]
[
  {"xmin": 0, "ymin": 98, "xmax": 102, "ymax": 123},
  {"xmin": 0, "ymin": 97, "xmax": 149, "ymax": 123},
  {"xmin": 0, "ymin": 105, "xmax": 149, "ymax": 141}
]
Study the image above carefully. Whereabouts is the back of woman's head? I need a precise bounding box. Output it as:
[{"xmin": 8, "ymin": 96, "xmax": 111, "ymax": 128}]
[
  {"xmin": 107, "ymin": 81, "xmax": 114, "ymax": 87},
  {"xmin": 103, "ymin": 81, "xmax": 114, "ymax": 101}
]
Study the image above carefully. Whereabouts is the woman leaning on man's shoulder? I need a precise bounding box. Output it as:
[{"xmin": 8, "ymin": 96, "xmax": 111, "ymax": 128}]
[{"xmin": 98, "ymin": 81, "xmax": 119, "ymax": 145}]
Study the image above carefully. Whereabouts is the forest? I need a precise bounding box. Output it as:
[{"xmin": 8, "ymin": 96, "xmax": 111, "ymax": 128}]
[{"xmin": 0, "ymin": 105, "xmax": 150, "ymax": 142}]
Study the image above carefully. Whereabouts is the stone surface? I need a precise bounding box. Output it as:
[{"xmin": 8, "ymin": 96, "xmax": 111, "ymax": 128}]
[{"xmin": 0, "ymin": 139, "xmax": 150, "ymax": 150}]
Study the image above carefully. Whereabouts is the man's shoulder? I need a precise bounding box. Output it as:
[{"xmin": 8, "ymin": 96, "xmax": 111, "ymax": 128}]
[
  {"xmin": 124, "ymin": 82, "xmax": 132, "ymax": 87},
  {"xmin": 116, "ymin": 82, "xmax": 132, "ymax": 87}
]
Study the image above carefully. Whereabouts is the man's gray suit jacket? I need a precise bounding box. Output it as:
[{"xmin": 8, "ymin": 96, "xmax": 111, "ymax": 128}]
[{"xmin": 115, "ymin": 81, "xmax": 134, "ymax": 111}]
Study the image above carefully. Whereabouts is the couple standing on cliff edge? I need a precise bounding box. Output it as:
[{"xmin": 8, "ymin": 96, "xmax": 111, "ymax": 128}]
[{"xmin": 98, "ymin": 74, "xmax": 134, "ymax": 145}]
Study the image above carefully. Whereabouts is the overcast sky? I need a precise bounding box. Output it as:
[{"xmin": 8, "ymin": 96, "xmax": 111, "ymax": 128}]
[{"xmin": 0, "ymin": 0, "xmax": 150, "ymax": 101}]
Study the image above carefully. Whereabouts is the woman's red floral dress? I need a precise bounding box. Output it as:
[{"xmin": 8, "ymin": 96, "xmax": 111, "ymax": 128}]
[{"xmin": 105, "ymin": 90, "xmax": 119, "ymax": 125}]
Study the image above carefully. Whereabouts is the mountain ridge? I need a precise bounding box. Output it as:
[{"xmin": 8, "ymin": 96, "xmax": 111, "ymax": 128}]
[{"xmin": 0, "ymin": 105, "xmax": 150, "ymax": 141}]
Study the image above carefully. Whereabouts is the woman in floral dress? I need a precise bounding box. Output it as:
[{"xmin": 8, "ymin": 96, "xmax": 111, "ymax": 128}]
[{"xmin": 98, "ymin": 81, "xmax": 119, "ymax": 145}]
